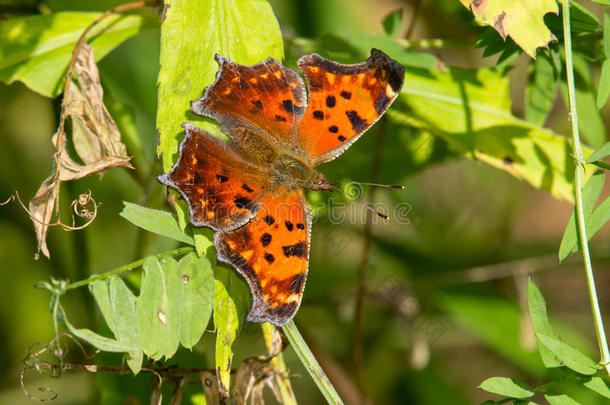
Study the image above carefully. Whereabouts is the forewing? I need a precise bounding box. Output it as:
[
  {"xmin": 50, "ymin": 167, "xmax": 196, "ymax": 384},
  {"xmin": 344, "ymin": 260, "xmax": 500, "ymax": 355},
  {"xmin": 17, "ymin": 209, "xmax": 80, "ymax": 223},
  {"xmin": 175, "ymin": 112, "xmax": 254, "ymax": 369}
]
[
  {"xmin": 191, "ymin": 54, "xmax": 308, "ymax": 158},
  {"xmin": 158, "ymin": 124, "xmax": 270, "ymax": 232},
  {"xmin": 214, "ymin": 190, "xmax": 311, "ymax": 326},
  {"xmin": 297, "ymin": 49, "xmax": 404, "ymax": 166}
]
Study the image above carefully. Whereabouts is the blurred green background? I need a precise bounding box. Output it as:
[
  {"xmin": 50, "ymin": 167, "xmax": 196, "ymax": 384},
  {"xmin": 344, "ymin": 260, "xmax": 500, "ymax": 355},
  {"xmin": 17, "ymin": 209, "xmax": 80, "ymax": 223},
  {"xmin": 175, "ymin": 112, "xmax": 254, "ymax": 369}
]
[{"xmin": 1, "ymin": 0, "xmax": 610, "ymax": 404}]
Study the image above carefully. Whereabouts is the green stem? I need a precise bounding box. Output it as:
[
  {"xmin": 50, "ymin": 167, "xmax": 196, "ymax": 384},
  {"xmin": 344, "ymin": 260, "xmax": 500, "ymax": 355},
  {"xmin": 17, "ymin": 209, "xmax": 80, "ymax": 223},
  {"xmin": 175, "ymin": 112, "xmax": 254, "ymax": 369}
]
[
  {"xmin": 562, "ymin": 0, "xmax": 610, "ymax": 370},
  {"xmin": 64, "ymin": 247, "xmax": 192, "ymax": 290},
  {"xmin": 282, "ymin": 321, "xmax": 344, "ymax": 405}
]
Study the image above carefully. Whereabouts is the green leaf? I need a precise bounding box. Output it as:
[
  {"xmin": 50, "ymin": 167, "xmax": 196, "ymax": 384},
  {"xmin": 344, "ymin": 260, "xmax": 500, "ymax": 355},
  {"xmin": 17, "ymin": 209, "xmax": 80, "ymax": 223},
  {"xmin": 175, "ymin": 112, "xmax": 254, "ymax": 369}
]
[
  {"xmin": 156, "ymin": 0, "xmax": 283, "ymax": 171},
  {"xmin": 89, "ymin": 280, "xmax": 117, "ymax": 334},
  {"xmin": 137, "ymin": 256, "xmax": 183, "ymax": 360},
  {"xmin": 604, "ymin": 12, "xmax": 610, "ymax": 57},
  {"xmin": 536, "ymin": 333, "xmax": 598, "ymax": 375},
  {"xmin": 393, "ymin": 66, "xmax": 587, "ymax": 202},
  {"xmin": 597, "ymin": 59, "xmax": 610, "ymax": 109},
  {"xmin": 527, "ymin": 279, "xmax": 562, "ymax": 368},
  {"xmin": 120, "ymin": 201, "xmax": 195, "ymax": 246},
  {"xmin": 479, "ymin": 377, "xmax": 534, "ymax": 399},
  {"xmin": 583, "ymin": 376, "xmax": 610, "ymax": 399},
  {"xmin": 0, "ymin": 11, "xmax": 157, "ymax": 97},
  {"xmin": 382, "ymin": 9, "xmax": 403, "ymax": 38},
  {"xmin": 560, "ymin": 53, "xmax": 607, "ymax": 148},
  {"xmin": 108, "ymin": 276, "xmax": 143, "ymax": 373},
  {"xmin": 459, "ymin": 0, "xmax": 558, "ymax": 58},
  {"xmin": 525, "ymin": 51, "xmax": 558, "ymax": 126},
  {"xmin": 213, "ymin": 264, "xmax": 251, "ymax": 396},
  {"xmin": 559, "ymin": 170, "xmax": 605, "ymax": 261},
  {"xmin": 586, "ymin": 142, "xmax": 610, "ymax": 163},
  {"xmin": 544, "ymin": 392, "xmax": 581, "ymax": 405},
  {"xmin": 179, "ymin": 252, "xmax": 215, "ymax": 349}
]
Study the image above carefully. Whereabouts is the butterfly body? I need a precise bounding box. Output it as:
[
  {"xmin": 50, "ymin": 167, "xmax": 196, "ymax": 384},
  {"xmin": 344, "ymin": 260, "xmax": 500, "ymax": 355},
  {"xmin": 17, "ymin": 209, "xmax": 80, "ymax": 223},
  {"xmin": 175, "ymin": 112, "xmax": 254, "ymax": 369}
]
[{"xmin": 159, "ymin": 49, "xmax": 404, "ymax": 325}]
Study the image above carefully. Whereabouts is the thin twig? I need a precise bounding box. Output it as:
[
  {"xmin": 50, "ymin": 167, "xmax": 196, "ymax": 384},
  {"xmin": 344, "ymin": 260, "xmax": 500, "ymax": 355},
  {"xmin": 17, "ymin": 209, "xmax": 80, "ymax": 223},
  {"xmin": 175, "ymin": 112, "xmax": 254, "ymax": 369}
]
[{"xmin": 562, "ymin": 0, "xmax": 610, "ymax": 371}]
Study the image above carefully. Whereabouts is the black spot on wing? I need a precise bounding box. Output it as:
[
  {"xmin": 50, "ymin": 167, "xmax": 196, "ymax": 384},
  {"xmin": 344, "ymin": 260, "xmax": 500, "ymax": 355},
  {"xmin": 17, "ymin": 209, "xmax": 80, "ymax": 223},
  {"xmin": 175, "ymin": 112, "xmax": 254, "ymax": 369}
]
[
  {"xmin": 242, "ymin": 183, "xmax": 254, "ymax": 193},
  {"xmin": 340, "ymin": 91, "xmax": 351, "ymax": 99},
  {"xmin": 261, "ymin": 233, "xmax": 272, "ymax": 247},
  {"xmin": 346, "ymin": 110, "xmax": 367, "ymax": 131},
  {"xmin": 282, "ymin": 99, "xmax": 294, "ymax": 113},
  {"xmin": 234, "ymin": 196, "xmax": 252, "ymax": 209},
  {"xmin": 329, "ymin": 125, "xmax": 338, "ymax": 133},
  {"xmin": 264, "ymin": 215, "xmax": 275, "ymax": 225},
  {"xmin": 282, "ymin": 242, "xmax": 306, "ymax": 258},
  {"xmin": 338, "ymin": 135, "xmax": 346, "ymax": 142},
  {"xmin": 326, "ymin": 95, "xmax": 336, "ymax": 108},
  {"xmin": 275, "ymin": 115, "xmax": 287, "ymax": 122},
  {"xmin": 296, "ymin": 223, "xmax": 305, "ymax": 230},
  {"xmin": 285, "ymin": 221, "xmax": 293, "ymax": 231},
  {"xmin": 252, "ymin": 99, "xmax": 263, "ymax": 110},
  {"xmin": 216, "ymin": 174, "xmax": 228, "ymax": 183},
  {"xmin": 264, "ymin": 253, "xmax": 275, "ymax": 263},
  {"xmin": 313, "ymin": 110, "xmax": 324, "ymax": 120}
]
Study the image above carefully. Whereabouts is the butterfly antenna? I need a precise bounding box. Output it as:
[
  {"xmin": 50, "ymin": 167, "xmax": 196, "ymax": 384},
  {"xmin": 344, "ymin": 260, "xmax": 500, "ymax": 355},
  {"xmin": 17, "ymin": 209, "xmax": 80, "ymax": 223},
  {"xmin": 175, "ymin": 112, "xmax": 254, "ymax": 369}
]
[
  {"xmin": 331, "ymin": 184, "xmax": 390, "ymax": 221},
  {"xmin": 340, "ymin": 181, "xmax": 405, "ymax": 190}
]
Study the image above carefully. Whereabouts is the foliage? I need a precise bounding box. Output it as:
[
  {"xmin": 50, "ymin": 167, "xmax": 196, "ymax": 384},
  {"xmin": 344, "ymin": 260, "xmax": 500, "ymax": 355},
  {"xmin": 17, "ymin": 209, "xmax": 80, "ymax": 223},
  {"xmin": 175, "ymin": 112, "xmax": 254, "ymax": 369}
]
[{"xmin": 2, "ymin": 0, "xmax": 610, "ymax": 404}]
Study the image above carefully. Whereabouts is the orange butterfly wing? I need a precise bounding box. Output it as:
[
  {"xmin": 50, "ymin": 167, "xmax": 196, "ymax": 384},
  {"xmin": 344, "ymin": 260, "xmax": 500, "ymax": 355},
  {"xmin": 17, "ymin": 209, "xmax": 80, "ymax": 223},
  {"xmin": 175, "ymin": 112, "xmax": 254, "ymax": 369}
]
[
  {"xmin": 191, "ymin": 54, "xmax": 308, "ymax": 157},
  {"xmin": 215, "ymin": 190, "xmax": 311, "ymax": 326},
  {"xmin": 157, "ymin": 124, "xmax": 270, "ymax": 232},
  {"xmin": 297, "ymin": 49, "xmax": 404, "ymax": 166}
]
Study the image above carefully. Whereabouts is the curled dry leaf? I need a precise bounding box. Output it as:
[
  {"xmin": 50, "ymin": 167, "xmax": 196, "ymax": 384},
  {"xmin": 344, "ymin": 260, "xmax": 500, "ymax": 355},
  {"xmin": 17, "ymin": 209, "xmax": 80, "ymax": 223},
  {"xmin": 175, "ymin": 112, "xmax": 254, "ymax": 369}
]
[{"xmin": 28, "ymin": 43, "xmax": 133, "ymax": 259}]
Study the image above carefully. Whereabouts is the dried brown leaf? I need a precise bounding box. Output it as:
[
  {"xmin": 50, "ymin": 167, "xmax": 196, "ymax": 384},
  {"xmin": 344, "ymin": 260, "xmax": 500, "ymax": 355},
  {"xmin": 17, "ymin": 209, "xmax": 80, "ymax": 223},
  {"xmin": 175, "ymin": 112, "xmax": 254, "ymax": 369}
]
[{"xmin": 28, "ymin": 43, "xmax": 133, "ymax": 259}]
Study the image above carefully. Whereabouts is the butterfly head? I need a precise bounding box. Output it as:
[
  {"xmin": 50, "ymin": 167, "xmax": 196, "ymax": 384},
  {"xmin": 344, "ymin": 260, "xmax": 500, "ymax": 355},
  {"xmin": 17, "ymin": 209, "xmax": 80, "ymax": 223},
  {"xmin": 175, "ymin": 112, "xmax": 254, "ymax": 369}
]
[{"xmin": 307, "ymin": 171, "xmax": 333, "ymax": 192}]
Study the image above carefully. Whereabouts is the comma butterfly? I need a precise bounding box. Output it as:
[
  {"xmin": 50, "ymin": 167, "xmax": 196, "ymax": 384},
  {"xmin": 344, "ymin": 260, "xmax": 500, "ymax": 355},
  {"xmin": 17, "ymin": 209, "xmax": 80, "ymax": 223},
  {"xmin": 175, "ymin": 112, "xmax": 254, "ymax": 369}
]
[{"xmin": 158, "ymin": 49, "xmax": 404, "ymax": 326}]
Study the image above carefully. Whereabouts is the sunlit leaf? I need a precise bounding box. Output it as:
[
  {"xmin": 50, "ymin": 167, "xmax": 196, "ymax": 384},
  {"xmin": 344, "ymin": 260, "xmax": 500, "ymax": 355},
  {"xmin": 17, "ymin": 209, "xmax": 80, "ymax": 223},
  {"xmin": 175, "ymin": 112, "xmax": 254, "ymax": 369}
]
[
  {"xmin": 137, "ymin": 256, "xmax": 183, "ymax": 360},
  {"xmin": 156, "ymin": 0, "xmax": 283, "ymax": 171},
  {"xmin": 459, "ymin": 0, "xmax": 558, "ymax": 58},
  {"xmin": 479, "ymin": 377, "xmax": 534, "ymax": 399},
  {"xmin": 536, "ymin": 333, "xmax": 598, "ymax": 375},
  {"xmin": 527, "ymin": 279, "xmax": 562, "ymax": 368},
  {"xmin": 108, "ymin": 276, "xmax": 143, "ymax": 373},
  {"xmin": 179, "ymin": 252, "xmax": 215, "ymax": 349},
  {"xmin": 393, "ymin": 66, "xmax": 588, "ymax": 202},
  {"xmin": 120, "ymin": 201, "xmax": 195, "ymax": 246},
  {"xmin": 559, "ymin": 170, "xmax": 605, "ymax": 261},
  {"xmin": 213, "ymin": 264, "xmax": 251, "ymax": 399},
  {"xmin": 0, "ymin": 11, "xmax": 157, "ymax": 97},
  {"xmin": 586, "ymin": 142, "xmax": 610, "ymax": 164}
]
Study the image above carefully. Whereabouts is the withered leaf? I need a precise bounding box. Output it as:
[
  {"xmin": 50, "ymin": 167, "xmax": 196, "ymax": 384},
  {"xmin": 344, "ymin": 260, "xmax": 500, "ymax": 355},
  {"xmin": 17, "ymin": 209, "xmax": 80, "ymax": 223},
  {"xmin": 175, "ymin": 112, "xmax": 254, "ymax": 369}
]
[{"xmin": 28, "ymin": 43, "xmax": 133, "ymax": 259}]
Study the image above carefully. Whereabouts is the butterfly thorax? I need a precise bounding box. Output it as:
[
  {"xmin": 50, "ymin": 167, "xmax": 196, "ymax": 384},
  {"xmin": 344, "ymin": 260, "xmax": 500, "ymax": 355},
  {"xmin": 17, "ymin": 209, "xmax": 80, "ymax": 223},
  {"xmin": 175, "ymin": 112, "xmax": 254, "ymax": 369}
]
[{"xmin": 272, "ymin": 154, "xmax": 332, "ymax": 191}]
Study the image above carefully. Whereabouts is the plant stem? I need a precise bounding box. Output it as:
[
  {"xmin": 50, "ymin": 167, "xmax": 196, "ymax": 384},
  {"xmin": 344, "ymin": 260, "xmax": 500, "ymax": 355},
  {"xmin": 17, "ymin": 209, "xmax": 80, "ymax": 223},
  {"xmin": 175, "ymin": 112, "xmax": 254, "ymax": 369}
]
[
  {"xmin": 282, "ymin": 321, "xmax": 344, "ymax": 405},
  {"xmin": 562, "ymin": 0, "xmax": 610, "ymax": 370},
  {"xmin": 64, "ymin": 246, "xmax": 192, "ymax": 290},
  {"xmin": 261, "ymin": 323, "xmax": 297, "ymax": 405}
]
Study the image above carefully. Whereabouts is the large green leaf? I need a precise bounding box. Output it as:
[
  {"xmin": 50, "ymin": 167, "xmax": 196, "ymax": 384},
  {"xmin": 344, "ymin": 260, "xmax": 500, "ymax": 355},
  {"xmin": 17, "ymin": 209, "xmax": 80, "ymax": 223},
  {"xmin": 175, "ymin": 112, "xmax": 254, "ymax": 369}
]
[
  {"xmin": 156, "ymin": 0, "xmax": 283, "ymax": 171},
  {"xmin": 479, "ymin": 377, "xmax": 534, "ymax": 399},
  {"xmin": 525, "ymin": 51, "xmax": 558, "ymax": 126},
  {"xmin": 584, "ymin": 376, "xmax": 610, "ymax": 399},
  {"xmin": 137, "ymin": 256, "xmax": 183, "ymax": 360},
  {"xmin": 393, "ymin": 66, "xmax": 586, "ymax": 201},
  {"xmin": 179, "ymin": 252, "xmax": 215, "ymax": 349},
  {"xmin": 213, "ymin": 264, "xmax": 250, "ymax": 397},
  {"xmin": 527, "ymin": 279, "xmax": 562, "ymax": 368},
  {"xmin": 544, "ymin": 392, "xmax": 581, "ymax": 405},
  {"xmin": 0, "ymin": 11, "xmax": 157, "ymax": 97}
]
